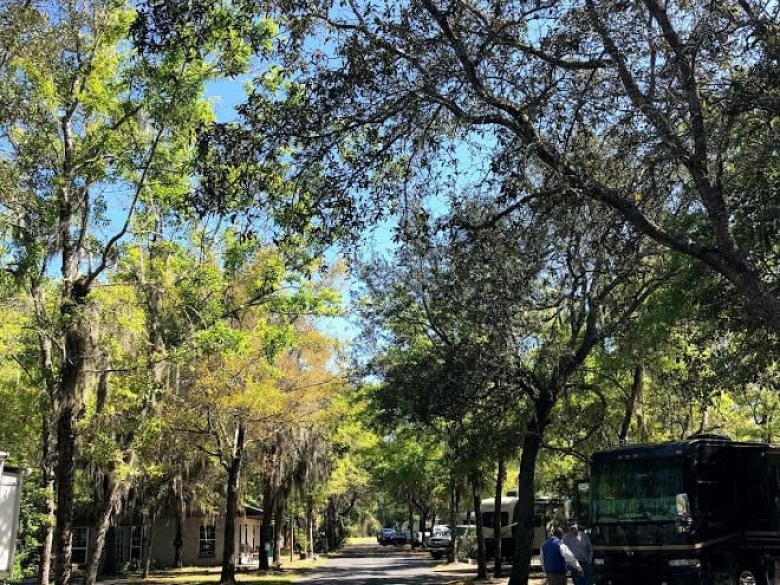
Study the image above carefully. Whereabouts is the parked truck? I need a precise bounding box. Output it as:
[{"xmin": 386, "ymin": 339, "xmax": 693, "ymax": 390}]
[
  {"xmin": 0, "ymin": 452, "xmax": 25, "ymax": 579},
  {"xmin": 590, "ymin": 434, "xmax": 780, "ymax": 585}
]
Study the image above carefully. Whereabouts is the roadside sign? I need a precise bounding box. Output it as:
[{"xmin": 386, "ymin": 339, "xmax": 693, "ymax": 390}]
[{"xmin": 0, "ymin": 452, "xmax": 25, "ymax": 579}]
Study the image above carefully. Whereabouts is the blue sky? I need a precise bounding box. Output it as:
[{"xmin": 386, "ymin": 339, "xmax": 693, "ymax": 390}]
[
  {"xmin": 205, "ymin": 78, "xmax": 385, "ymax": 345},
  {"xmin": 203, "ymin": 65, "xmax": 489, "ymax": 348}
]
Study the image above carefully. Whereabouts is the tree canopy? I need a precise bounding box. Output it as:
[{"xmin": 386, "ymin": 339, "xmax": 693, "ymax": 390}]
[{"xmin": 0, "ymin": 2, "xmax": 777, "ymax": 585}]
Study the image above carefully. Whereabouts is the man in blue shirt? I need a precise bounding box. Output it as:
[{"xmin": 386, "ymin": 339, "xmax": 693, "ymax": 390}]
[{"xmin": 540, "ymin": 527, "xmax": 582, "ymax": 585}]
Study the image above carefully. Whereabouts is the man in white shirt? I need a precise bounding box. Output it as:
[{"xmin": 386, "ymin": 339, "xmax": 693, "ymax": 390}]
[
  {"xmin": 562, "ymin": 523, "xmax": 593, "ymax": 585},
  {"xmin": 540, "ymin": 527, "xmax": 583, "ymax": 585}
]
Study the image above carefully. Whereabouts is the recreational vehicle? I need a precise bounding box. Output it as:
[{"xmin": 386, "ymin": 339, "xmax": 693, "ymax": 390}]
[
  {"xmin": 591, "ymin": 435, "xmax": 780, "ymax": 585},
  {"xmin": 0, "ymin": 453, "xmax": 25, "ymax": 580},
  {"xmin": 478, "ymin": 492, "xmax": 565, "ymax": 560}
]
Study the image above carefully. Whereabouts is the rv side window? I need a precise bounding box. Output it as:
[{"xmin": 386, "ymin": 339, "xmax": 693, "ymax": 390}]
[{"xmin": 481, "ymin": 512, "xmax": 510, "ymax": 527}]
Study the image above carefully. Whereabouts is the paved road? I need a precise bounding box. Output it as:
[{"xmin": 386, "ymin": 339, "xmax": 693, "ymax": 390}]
[{"xmin": 295, "ymin": 543, "xmax": 473, "ymax": 585}]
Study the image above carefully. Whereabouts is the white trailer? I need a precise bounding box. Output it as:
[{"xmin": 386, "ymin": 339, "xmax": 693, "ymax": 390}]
[
  {"xmin": 478, "ymin": 493, "xmax": 566, "ymax": 560},
  {"xmin": 0, "ymin": 452, "xmax": 26, "ymax": 579}
]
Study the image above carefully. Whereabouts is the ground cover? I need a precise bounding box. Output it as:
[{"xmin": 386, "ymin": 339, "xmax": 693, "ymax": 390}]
[{"xmin": 99, "ymin": 557, "xmax": 326, "ymax": 585}]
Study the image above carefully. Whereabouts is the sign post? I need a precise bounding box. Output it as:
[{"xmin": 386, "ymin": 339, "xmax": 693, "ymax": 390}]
[{"xmin": 0, "ymin": 452, "xmax": 26, "ymax": 580}]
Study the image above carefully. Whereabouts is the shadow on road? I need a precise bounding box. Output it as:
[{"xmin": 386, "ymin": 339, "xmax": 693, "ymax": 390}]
[{"xmin": 296, "ymin": 543, "xmax": 464, "ymax": 584}]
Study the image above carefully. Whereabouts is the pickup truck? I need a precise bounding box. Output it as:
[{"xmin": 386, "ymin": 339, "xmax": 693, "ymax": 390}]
[{"xmin": 427, "ymin": 527, "xmax": 451, "ymax": 559}]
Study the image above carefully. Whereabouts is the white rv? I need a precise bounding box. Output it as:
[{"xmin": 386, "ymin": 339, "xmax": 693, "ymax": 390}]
[
  {"xmin": 0, "ymin": 453, "xmax": 25, "ymax": 579},
  {"xmin": 478, "ymin": 492, "xmax": 565, "ymax": 561}
]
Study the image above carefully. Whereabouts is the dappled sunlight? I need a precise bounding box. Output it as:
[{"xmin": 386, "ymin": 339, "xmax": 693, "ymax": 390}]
[
  {"xmin": 100, "ymin": 557, "xmax": 325, "ymax": 585},
  {"xmin": 295, "ymin": 543, "xmax": 473, "ymax": 585}
]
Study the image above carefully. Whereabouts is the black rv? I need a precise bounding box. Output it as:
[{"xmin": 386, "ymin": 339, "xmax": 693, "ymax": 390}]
[{"xmin": 590, "ymin": 435, "xmax": 780, "ymax": 585}]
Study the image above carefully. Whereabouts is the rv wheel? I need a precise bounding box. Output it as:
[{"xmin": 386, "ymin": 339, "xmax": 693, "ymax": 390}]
[
  {"xmin": 737, "ymin": 567, "xmax": 766, "ymax": 585},
  {"xmin": 738, "ymin": 570, "xmax": 756, "ymax": 585}
]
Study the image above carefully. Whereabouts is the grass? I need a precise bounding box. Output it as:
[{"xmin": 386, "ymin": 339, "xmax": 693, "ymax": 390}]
[
  {"xmin": 100, "ymin": 557, "xmax": 326, "ymax": 585},
  {"xmin": 432, "ymin": 561, "xmax": 547, "ymax": 585},
  {"xmin": 345, "ymin": 536, "xmax": 377, "ymax": 545}
]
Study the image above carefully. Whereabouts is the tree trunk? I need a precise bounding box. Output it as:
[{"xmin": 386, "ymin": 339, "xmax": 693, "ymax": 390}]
[
  {"xmin": 53, "ymin": 395, "xmax": 76, "ymax": 585},
  {"xmin": 173, "ymin": 475, "xmax": 184, "ymax": 568},
  {"xmin": 418, "ymin": 510, "xmax": 427, "ymax": 546},
  {"xmin": 508, "ymin": 397, "xmax": 552, "ymax": 585},
  {"xmin": 34, "ymin": 284, "xmax": 57, "ymax": 585},
  {"xmin": 38, "ymin": 418, "xmax": 55, "ymax": 585},
  {"xmin": 259, "ymin": 456, "xmax": 276, "ymax": 570},
  {"xmin": 305, "ymin": 499, "xmax": 314, "ymax": 559},
  {"xmin": 470, "ymin": 473, "xmax": 487, "ymax": 580},
  {"xmin": 619, "ymin": 362, "xmax": 645, "ymax": 444},
  {"xmin": 324, "ymin": 496, "xmax": 338, "ymax": 552},
  {"xmin": 493, "ymin": 455, "xmax": 506, "ymax": 578},
  {"xmin": 289, "ymin": 517, "xmax": 294, "ymax": 562},
  {"xmin": 273, "ymin": 500, "xmax": 284, "ymax": 566},
  {"xmin": 635, "ymin": 362, "xmax": 648, "ymax": 442},
  {"xmin": 142, "ymin": 501, "xmax": 158, "ymax": 578},
  {"xmin": 447, "ymin": 477, "xmax": 457, "ymax": 563},
  {"xmin": 103, "ymin": 528, "xmax": 117, "ymax": 576},
  {"xmin": 39, "ymin": 482, "xmax": 55, "ymax": 585},
  {"xmin": 54, "ymin": 292, "xmax": 92, "ymax": 585},
  {"xmin": 219, "ymin": 422, "xmax": 246, "ymax": 585},
  {"xmin": 84, "ymin": 474, "xmax": 122, "ymax": 585},
  {"xmin": 407, "ymin": 497, "xmax": 414, "ymax": 547}
]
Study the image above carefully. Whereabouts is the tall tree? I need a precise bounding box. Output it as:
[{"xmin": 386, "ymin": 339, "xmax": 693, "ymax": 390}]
[
  {"xmin": 194, "ymin": 0, "xmax": 779, "ymax": 332},
  {"xmin": 362, "ymin": 194, "xmax": 662, "ymax": 583},
  {"xmin": 0, "ymin": 1, "xmax": 275, "ymax": 582}
]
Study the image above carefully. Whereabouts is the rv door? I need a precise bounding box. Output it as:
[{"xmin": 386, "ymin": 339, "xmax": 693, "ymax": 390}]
[{"xmin": 0, "ymin": 463, "xmax": 25, "ymax": 579}]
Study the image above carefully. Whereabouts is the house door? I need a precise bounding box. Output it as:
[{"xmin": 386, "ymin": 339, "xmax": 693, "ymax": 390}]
[{"xmin": 115, "ymin": 528, "xmax": 127, "ymax": 567}]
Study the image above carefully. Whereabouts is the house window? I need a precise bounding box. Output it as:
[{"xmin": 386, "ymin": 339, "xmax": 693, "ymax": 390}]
[
  {"xmin": 199, "ymin": 525, "xmax": 216, "ymax": 557},
  {"xmin": 72, "ymin": 527, "xmax": 90, "ymax": 565},
  {"xmin": 130, "ymin": 526, "xmax": 143, "ymax": 560}
]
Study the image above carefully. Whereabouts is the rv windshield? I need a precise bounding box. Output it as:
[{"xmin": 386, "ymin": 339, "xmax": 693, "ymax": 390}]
[{"xmin": 592, "ymin": 456, "xmax": 683, "ymax": 524}]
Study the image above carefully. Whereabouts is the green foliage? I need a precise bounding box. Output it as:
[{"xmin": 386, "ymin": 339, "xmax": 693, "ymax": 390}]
[
  {"xmin": 0, "ymin": 297, "xmax": 39, "ymax": 460},
  {"xmin": 13, "ymin": 470, "xmax": 49, "ymax": 579},
  {"xmin": 0, "ymin": 0, "xmax": 777, "ymax": 577}
]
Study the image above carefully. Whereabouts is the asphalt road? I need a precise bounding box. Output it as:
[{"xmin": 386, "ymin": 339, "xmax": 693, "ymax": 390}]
[{"xmin": 294, "ymin": 543, "xmax": 472, "ymax": 585}]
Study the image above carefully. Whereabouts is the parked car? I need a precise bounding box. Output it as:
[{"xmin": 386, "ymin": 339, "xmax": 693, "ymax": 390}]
[
  {"xmin": 377, "ymin": 527, "xmax": 395, "ymax": 545},
  {"xmin": 379, "ymin": 530, "xmax": 408, "ymax": 546},
  {"xmin": 427, "ymin": 526, "xmax": 451, "ymax": 560}
]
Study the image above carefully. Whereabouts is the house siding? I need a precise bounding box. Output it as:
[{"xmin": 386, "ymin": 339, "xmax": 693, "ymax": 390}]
[{"xmin": 150, "ymin": 514, "xmax": 263, "ymax": 568}]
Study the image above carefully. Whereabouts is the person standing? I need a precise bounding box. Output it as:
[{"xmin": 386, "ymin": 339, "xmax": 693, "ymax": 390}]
[
  {"xmin": 563, "ymin": 523, "xmax": 593, "ymax": 585},
  {"xmin": 540, "ymin": 527, "xmax": 582, "ymax": 585}
]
